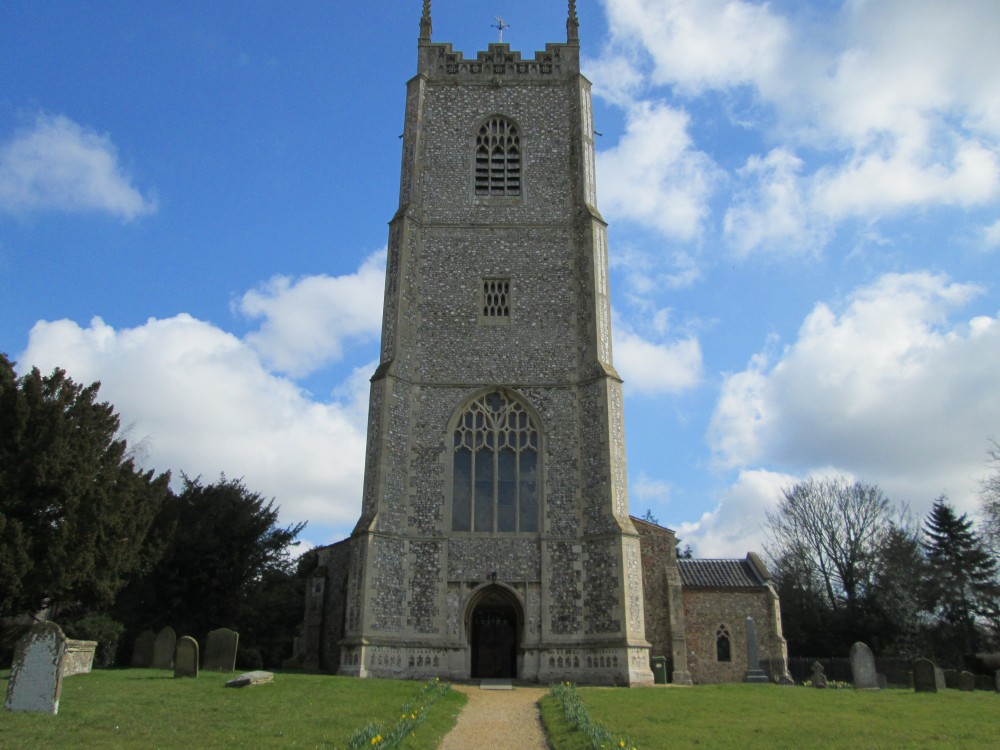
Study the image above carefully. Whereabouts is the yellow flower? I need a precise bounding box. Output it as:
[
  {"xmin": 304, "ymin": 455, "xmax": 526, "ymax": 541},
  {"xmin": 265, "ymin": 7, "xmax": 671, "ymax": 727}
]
[{"xmin": 619, "ymin": 742, "xmax": 625, "ymax": 748}]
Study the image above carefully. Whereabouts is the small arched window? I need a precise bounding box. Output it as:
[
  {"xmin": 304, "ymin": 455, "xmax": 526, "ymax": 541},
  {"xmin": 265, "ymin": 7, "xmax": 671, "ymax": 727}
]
[
  {"xmin": 716, "ymin": 624, "xmax": 731, "ymax": 662},
  {"xmin": 475, "ymin": 117, "xmax": 521, "ymax": 196},
  {"xmin": 452, "ymin": 391, "xmax": 538, "ymax": 533}
]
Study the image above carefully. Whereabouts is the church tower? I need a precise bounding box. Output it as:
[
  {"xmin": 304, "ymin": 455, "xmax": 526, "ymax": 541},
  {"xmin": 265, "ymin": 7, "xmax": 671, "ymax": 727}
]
[{"xmin": 338, "ymin": 1, "xmax": 653, "ymax": 685}]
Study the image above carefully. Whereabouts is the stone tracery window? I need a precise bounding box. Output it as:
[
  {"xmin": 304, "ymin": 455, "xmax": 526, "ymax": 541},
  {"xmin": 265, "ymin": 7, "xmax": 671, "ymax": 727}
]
[
  {"xmin": 716, "ymin": 624, "xmax": 731, "ymax": 662},
  {"xmin": 475, "ymin": 117, "xmax": 521, "ymax": 196},
  {"xmin": 452, "ymin": 391, "xmax": 538, "ymax": 533}
]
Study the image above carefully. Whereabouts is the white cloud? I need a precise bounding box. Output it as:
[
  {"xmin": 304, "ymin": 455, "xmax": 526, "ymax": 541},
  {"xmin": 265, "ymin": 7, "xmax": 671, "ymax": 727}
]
[
  {"xmin": 19, "ymin": 313, "xmax": 369, "ymax": 544},
  {"xmin": 708, "ymin": 271, "xmax": 1000, "ymax": 517},
  {"xmin": 595, "ymin": 0, "xmax": 1000, "ymax": 250},
  {"xmin": 615, "ymin": 326, "xmax": 702, "ymax": 396},
  {"xmin": 0, "ymin": 114, "xmax": 156, "ymax": 220},
  {"xmin": 679, "ymin": 469, "xmax": 798, "ymax": 557},
  {"xmin": 596, "ymin": 100, "xmax": 719, "ymax": 240},
  {"xmin": 602, "ymin": 0, "xmax": 790, "ymax": 94},
  {"xmin": 984, "ymin": 219, "xmax": 1000, "ymax": 249},
  {"xmin": 238, "ymin": 249, "xmax": 385, "ymax": 377},
  {"xmin": 724, "ymin": 148, "xmax": 825, "ymax": 256}
]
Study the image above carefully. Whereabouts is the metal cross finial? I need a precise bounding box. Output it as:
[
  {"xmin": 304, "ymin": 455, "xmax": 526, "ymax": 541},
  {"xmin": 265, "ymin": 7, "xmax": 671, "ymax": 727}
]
[{"xmin": 493, "ymin": 16, "xmax": 510, "ymax": 43}]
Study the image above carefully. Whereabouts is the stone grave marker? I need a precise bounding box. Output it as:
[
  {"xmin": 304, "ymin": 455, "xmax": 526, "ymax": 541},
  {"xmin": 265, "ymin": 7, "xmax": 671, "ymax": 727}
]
[
  {"xmin": 131, "ymin": 629, "xmax": 156, "ymax": 667},
  {"xmin": 810, "ymin": 661, "xmax": 828, "ymax": 688},
  {"xmin": 876, "ymin": 673, "xmax": 888, "ymax": 690},
  {"xmin": 204, "ymin": 628, "xmax": 239, "ymax": 672},
  {"xmin": 151, "ymin": 626, "xmax": 176, "ymax": 670},
  {"xmin": 934, "ymin": 667, "xmax": 946, "ymax": 691},
  {"xmin": 943, "ymin": 668, "xmax": 959, "ymax": 689},
  {"xmin": 958, "ymin": 671, "xmax": 975, "ymax": 691},
  {"xmin": 849, "ymin": 641, "xmax": 879, "ymax": 690},
  {"xmin": 4, "ymin": 621, "xmax": 67, "ymax": 715},
  {"xmin": 974, "ymin": 674, "xmax": 993, "ymax": 691},
  {"xmin": 742, "ymin": 617, "xmax": 769, "ymax": 683},
  {"xmin": 174, "ymin": 636, "xmax": 199, "ymax": 678},
  {"xmin": 912, "ymin": 658, "xmax": 937, "ymax": 693},
  {"xmin": 225, "ymin": 670, "xmax": 273, "ymax": 688}
]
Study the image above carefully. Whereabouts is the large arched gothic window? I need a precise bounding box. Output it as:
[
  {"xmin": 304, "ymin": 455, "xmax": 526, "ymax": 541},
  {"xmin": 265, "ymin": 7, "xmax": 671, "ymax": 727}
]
[
  {"xmin": 452, "ymin": 391, "xmax": 538, "ymax": 533},
  {"xmin": 475, "ymin": 117, "xmax": 521, "ymax": 196}
]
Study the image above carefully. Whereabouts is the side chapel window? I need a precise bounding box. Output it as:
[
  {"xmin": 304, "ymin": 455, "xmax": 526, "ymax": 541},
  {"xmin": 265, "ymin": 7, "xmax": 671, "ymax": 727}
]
[
  {"xmin": 716, "ymin": 624, "xmax": 731, "ymax": 662},
  {"xmin": 475, "ymin": 117, "xmax": 521, "ymax": 196},
  {"xmin": 452, "ymin": 391, "xmax": 538, "ymax": 533}
]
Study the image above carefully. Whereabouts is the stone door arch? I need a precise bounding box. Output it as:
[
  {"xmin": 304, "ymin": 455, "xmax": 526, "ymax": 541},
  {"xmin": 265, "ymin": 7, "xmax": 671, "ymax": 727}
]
[{"xmin": 467, "ymin": 585, "xmax": 522, "ymax": 679}]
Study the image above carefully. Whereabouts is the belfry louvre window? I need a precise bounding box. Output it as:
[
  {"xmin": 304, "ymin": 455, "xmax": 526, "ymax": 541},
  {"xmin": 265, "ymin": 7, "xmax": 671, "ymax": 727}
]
[
  {"xmin": 452, "ymin": 391, "xmax": 538, "ymax": 533},
  {"xmin": 475, "ymin": 117, "xmax": 521, "ymax": 196},
  {"xmin": 482, "ymin": 278, "xmax": 510, "ymax": 318}
]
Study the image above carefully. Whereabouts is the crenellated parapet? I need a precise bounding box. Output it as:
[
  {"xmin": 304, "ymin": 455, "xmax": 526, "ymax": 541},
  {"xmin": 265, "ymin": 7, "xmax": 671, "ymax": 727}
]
[{"xmin": 418, "ymin": 42, "xmax": 579, "ymax": 80}]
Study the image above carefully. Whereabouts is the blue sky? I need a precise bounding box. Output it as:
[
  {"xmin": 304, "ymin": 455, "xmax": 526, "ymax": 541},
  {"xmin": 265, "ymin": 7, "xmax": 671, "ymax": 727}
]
[{"xmin": 3, "ymin": 1, "xmax": 1000, "ymax": 556}]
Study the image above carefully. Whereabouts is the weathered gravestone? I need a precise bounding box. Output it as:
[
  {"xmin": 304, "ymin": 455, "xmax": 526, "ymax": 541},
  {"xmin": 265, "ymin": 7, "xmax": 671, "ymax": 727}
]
[
  {"xmin": 810, "ymin": 661, "xmax": 828, "ymax": 689},
  {"xmin": 958, "ymin": 671, "xmax": 976, "ymax": 691},
  {"xmin": 131, "ymin": 629, "xmax": 156, "ymax": 667},
  {"xmin": 742, "ymin": 617, "xmax": 769, "ymax": 683},
  {"xmin": 943, "ymin": 669, "xmax": 959, "ymax": 689},
  {"xmin": 204, "ymin": 628, "xmax": 239, "ymax": 672},
  {"xmin": 4, "ymin": 622, "xmax": 67, "ymax": 715},
  {"xmin": 912, "ymin": 658, "xmax": 937, "ymax": 693},
  {"xmin": 995, "ymin": 670, "xmax": 1000, "ymax": 692},
  {"xmin": 849, "ymin": 642, "xmax": 879, "ymax": 690},
  {"xmin": 876, "ymin": 673, "xmax": 888, "ymax": 690},
  {"xmin": 225, "ymin": 670, "xmax": 273, "ymax": 688},
  {"xmin": 934, "ymin": 667, "xmax": 946, "ymax": 691},
  {"xmin": 174, "ymin": 636, "xmax": 199, "ymax": 679},
  {"xmin": 151, "ymin": 627, "xmax": 176, "ymax": 670}
]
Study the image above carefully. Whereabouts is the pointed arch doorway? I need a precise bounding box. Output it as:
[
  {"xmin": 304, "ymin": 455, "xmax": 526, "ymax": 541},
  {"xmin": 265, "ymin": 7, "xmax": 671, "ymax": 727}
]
[{"xmin": 468, "ymin": 585, "xmax": 521, "ymax": 679}]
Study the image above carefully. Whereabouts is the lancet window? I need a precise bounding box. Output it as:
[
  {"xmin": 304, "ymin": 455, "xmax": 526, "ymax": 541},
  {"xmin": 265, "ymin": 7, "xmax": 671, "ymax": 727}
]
[
  {"xmin": 452, "ymin": 391, "xmax": 538, "ymax": 533},
  {"xmin": 716, "ymin": 624, "xmax": 732, "ymax": 662},
  {"xmin": 475, "ymin": 117, "xmax": 521, "ymax": 196}
]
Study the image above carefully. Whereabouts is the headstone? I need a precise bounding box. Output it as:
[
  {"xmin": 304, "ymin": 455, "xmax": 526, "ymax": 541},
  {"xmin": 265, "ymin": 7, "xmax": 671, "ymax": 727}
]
[
  {"xmin": 849, "ymin": 642, "xmax": 879, "ymax": 690},
  {"xmin": 934, "ymin": 667, "xmax": 946, "ymax": 691},
  {"xmin": 958, "ymin": 671, "xmax": 975, "ymax": 691},
  {"xmin": 742, "ymin": 617, "xmax": 769, "ymax": 683},
  {"xmin": 876, "ymin": 673, "xmax": 888, "ymax": 690},
  {"xmin": 943, "ymin": 668, "xmax": 959, "ymax": 689},
  {"xmin": 151, "ymin": 626, "xmax": 176, "ymax": 670},
  {"xmin": 131, "ymin": 629, "xmax": 156, "ymax": 667},
  {"xmin": 224, "ymin": 670, "xmax": 273, "ymax": 688},
  {"xmin": 912, "ymin": 658, "xmax": 937, "ymax": 693},
  {"xmin": 974, "ymin": 674, "xmax": 993, "ymax": 691},
  {"xmin": 810, "ymin": 661, "xmax": 828, "ymax": 689},
  {"xmin": 4, "ymin": 621, "xmax": 67, "ymax": 715},
  {"xmin": 204, "ymin": 628, "xmax": 239, "ymax": 672},
  {"xmin": 174, "ymin": 636, "xmax": 199, "ymax": 678},
  {"xmin": 995, "ymin": 669, "xmax": 1000, "ymax": 692},
  {"xmin": 63, "ymin": 639, "xmax": 97, "ymax": 677}
]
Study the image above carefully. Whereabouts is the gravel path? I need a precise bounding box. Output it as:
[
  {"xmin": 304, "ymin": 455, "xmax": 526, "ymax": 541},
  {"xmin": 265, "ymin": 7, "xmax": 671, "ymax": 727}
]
[{"xmin": 438, "ymin": 683, "xmax": 549, "ymax": 749}]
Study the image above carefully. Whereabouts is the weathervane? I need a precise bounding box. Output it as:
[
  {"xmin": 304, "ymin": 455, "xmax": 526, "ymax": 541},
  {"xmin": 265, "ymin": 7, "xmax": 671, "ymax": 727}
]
[{"xmin": 492, "ymin": 16, "xmax": 510, "ymax": 43}]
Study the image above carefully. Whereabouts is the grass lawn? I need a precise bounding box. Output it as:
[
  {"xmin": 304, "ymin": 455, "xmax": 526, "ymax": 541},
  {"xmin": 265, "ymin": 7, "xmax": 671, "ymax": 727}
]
[
  {"xmin": 0, "ymin": 669, "xmax": 465, "ymax": 750},
  {"xmin": 556, "ymin": 683, "xmax": 1000, "ymax": 749}
]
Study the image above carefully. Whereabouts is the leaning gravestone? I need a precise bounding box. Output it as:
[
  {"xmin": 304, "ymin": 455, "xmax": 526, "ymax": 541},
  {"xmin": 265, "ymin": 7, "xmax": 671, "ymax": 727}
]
[
  {"xmin": 958, "ymin": 671, "xmax": 975, "ymax": 691},
  {"xmin": 204, "ymin": 628, "xmax": 239, "ymax": 672},
  {"xmin": 174, "ymin": 636, "xmax": 199, "ymax": 678},
  {"xmin": 912, "ymin": 658, "xmax": 937, "ymax": 693},
  {"xmin": 131, "ymin": 629, "xmax": 156, "ymax": 667},
  {"xmin": 742, "ymin": 617, "xmax": 769, "ymax": 683},
  {"xmin": 849, "ymin": 641, "xmax": 879, "ymax": 690},
  {"xmin": 225, "ymin": 670, "xmax": 273, "ymax": 688},
  {"xmin": 943, "ymin": 669, "xmax": 959, "ymax": 689},
  {"xmin": 810, "ymin": 661, "xmax": 828, "ymax": 689},
  {"xmin": 4, "ymin": 622, "xmax": 67, "ymax": 715},
  {"xmin": 151, "ymin": 627, "xmax": 176, "ymax": 670}
]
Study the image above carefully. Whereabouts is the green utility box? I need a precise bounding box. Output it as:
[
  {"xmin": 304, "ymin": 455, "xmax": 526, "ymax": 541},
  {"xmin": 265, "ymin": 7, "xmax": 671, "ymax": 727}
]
[{"xmin": 650, "ymin": 656, "xmax": 668, "ymax": 684}]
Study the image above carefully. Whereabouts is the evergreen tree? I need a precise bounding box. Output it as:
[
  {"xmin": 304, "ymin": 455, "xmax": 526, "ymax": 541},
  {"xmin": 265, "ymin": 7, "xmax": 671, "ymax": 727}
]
[
  {"xmin": 115, "ymin": 475, "xmax": 305, "ymax": 666},
  {"xmin": 921, "ymin": 496, "xmax": 999, "ymax": 662},
  {"xmin": 0, "ymin": 355, "xmax": 170, "ymax": 620}
]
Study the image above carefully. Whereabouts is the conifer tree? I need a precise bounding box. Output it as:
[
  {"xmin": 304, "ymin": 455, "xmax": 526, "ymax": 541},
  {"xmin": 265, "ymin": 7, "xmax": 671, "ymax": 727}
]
[
  {"xmin": 0, "ymin": 355, "xmax": 170, "ymax": 620},
  {"xmin": 921, "ymin": 496, "xmax": 999, "ymax": 659}
]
